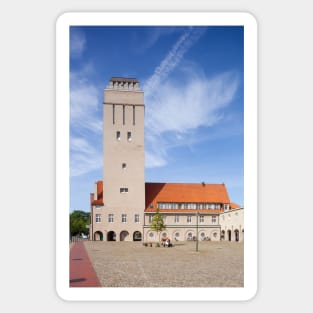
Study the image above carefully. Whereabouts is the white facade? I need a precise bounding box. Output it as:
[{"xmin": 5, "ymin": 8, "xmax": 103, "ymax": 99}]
[{"xmin": 220, "ymin": 208, "xmax": 244, "ymax": 242}]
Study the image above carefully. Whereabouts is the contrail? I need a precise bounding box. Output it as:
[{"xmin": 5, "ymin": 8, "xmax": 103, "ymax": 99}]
[{"xmin": 143, "ymin": 27, "xmax": 206, "ymax": 98}]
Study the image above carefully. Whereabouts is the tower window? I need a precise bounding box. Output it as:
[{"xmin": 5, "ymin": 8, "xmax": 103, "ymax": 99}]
[
  {"xmin": 127, "ymin": 131, "xmax": 132, "ymax": 141},
  {"xmin": 123, "ymin": 105, "xmax": 125, "ymax": 125},
  {"xmin": 116, "ymin": 131, "xmax": 121, "ymax": 140},
  {"xmin": 122, "ymin": 163, "xmax": 126, "ymax": 169},
  {"xmin": 120, "ymin": 187, "xmax": 128, "ymax": 193},
  {"xmin": 133, "ymin": 105, "xmax": 135, "ymax": 125},
  {"xmin": 112, "ymin": 104, "xmax": 115, "ymax": 124}
]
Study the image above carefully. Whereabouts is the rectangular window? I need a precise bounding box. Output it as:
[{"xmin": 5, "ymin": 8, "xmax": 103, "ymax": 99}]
[
  {"xmin": 212, "ymin": 216, "xmax": 217, "ymax": 224},
  {"xmin": 127, "ymin": 131, "xmax": 132, "ymax": 141},
  {"xmin": 133, "ymin": 105, "xmax": 135, "ymax": 125},
  {"xmin": 120, "ymin": 187, "xmax": 128, "ymax": 193},
  {"xmin": 112, "ymin": 104, "xmax": 115, "ymax": 124},
  {"xmin": 200, "ymin": 215, "xmax": 204, "ymax": 223},
  {"xmin": 187, "ymin": 215, "xmax": 192, "ymax": 223},
  {"xmin": 135, "ymin": 214, "xmax": 140, "ymax": 223},
  {"xmin": 108, "ymin": 214, "xmax": 114, "ymax": 223},
  {"xmin": 116, "ymin": 131, "xmax": 121, "ymax": 140},
  {"xmin": 122, "ymin": 214, "xmax": 127, "ymax": 223},
  {"xmin": 122, "ymin": 163, "xmax": 126, "ymax": 169},
  {"xmin": 174, "ymin": 215, "xmax": 179, "ymax": 223},
  {"xmin": 148, "ymin": 215, "xmax": 153, "ymax": 223},
  {"xmin": 95, "ymin": 214, "xmax": 101, "ymax": 223}
]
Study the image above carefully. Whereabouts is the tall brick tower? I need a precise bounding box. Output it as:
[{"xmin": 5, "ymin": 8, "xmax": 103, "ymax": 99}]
[{"xmin": 101, "ymin": 77, "xmax": 145, "ymax": 241}]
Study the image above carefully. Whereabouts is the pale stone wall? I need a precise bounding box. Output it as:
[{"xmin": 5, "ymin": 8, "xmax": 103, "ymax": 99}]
[
  {"xmin": 92, "ymin": 205, "xmax": 144, "ymax": 241},
  {"xmin": 219, "ymin": 208, "xmax": 244, "ymax": 242},
  {"xmin": 100, "ymin": 78, "xmax": 145, "ymax": 241},
  {"xmin": 143, "ymin": 212, "xmax": 221, "ymax": 242}
]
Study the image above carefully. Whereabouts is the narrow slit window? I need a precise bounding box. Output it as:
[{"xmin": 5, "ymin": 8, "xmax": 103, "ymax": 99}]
[
  {"xmin": 116, "ymin": 131, "xmax": 121, "ymax": 140},
  {"xmin": 133, "ymin": 105, "xmax": 135, "ymax": 125},
  {"xmin": 127, "ymin": 131, "xmax": 132, "ymax": 141},
  {"xmin": 112, "ymin": 104, "xmax": 115, "ymax": 124},
  {"xmin": 123, "ymin": 105, "xmax": 125, "ymax": 125}
]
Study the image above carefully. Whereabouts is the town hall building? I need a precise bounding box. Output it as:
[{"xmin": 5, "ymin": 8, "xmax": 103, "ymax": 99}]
[{"xmin": 89, "ymin": 77, "xmax": 244, "ymax": 243}]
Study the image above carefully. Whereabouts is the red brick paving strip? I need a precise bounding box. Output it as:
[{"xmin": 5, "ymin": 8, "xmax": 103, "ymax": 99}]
[{"xmin": 70, "ymin": 241, "xmax": 101, "ymax": 287}]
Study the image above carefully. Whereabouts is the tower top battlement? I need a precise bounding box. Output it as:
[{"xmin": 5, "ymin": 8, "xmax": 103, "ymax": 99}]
[{"xmin": 106, "ymin": 77, "xmax": 141, "ymax": 91}]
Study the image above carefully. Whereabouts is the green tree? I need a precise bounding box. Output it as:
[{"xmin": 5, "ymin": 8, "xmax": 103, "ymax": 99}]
[
  {"xmin": 149, "ymin": 208, "xmax": 166, "ymax": 241},
  {"xmin": 70, "ymin": 210, "xmax": 90, "ymax": 237}
]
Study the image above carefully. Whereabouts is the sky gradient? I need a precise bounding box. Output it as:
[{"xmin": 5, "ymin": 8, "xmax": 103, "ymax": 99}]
[{"xmin": 70, "ymin": 26, "xmax": 244, "ymax": 212}]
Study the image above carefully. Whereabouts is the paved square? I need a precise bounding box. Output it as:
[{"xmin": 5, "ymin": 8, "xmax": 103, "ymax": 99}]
[{"xmin": 83, "ymin": 241, "xmax": 244, "ymax": 287}]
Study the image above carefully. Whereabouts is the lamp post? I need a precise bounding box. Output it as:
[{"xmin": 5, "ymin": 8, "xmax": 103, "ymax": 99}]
[{"xmin": 196, "ymin": 211, "xmax": 199, "ymax": 252}]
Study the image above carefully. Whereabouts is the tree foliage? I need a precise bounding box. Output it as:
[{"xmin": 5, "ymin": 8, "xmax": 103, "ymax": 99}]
[
  {"xmin": 70, "ymin": 210, "xmax": 90, "ymax": 237},
  {"xmin": 149, "ymin": 208, "xmax": 166, "ymax": 241}
]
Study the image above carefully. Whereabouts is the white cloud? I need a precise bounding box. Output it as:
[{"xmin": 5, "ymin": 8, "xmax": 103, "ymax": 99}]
[
  {"xmin": 70, "ymin": 137, "xmax": 102, "ymax": 177},
  {"xmin": 70, "ymin": 65, "xmax": 103, "ymax": 177},
  {"xmin": 70, "ymin": 29, "xmax": 86, "ymax": 58},
  {"xmin": 70, "ymin": 65, "xmax": 102, "ymax": 134},
  {"xmin": 143, "ymin": 27, "xmax": 206, "ymax": 98},
  {"xmin": 131, "ymin": 27, "xmax": 180, "ymax": 53},
  {"xmin": 142, "ymin": 26, "xmax": 240, "ymax": 168},
  {"xmin": 144, "ymin": 71, "xmax": 240, "ymax": 168}
]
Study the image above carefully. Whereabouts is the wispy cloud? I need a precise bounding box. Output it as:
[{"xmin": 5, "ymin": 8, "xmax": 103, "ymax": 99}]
[
  {"xmin": 143, "ymin": 27, "xmax": 206, "ymax": 98},
  {"xmin": 130, "ymin": 27, "xmax": 179, "ymax": 53},
  {"xmin": 70, "ymin": 65, "xmax": 102, "ymax": 134},
  {"xmin": 70, "ymin": 64, "xmax": 103, "ymax": 177},
  {"xmin": 143, "ymin": 27, "xmax": 240, "ymax": 168},
  {"xmin": 70, "ymin": 28, "xmax": 86, "ymax": 58},
  {"xmin": 70, "ymin": 137, "xmax": 102, "ymax": 176},
  {"xmin": 144, "ymin": 72, "xmax": 240, "ymax": 168}
]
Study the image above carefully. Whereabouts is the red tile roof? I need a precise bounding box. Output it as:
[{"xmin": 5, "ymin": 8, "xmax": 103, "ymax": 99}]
[
  {"xmin": 90, "ymin": 181, "xmax": 234, "ymax": 210},
  {"xmin": 90, "ymin": 181, "xmax": 104, "ymax": 206},
  {"xmin": 145, "ymin": 182, "xmax": 230, "ymax": 211},
  {"xmin": 230, "ymin": 202, "xmax": 241, "ymax": 209}
]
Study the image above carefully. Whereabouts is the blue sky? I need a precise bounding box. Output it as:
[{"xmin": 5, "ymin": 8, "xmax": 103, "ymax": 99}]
[{"xmin": 70, "ymin": 26, "xmax": 244, "ymax": 213}]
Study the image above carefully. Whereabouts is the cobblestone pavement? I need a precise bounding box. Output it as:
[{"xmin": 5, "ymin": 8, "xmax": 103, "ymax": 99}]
[{"xmin": 83, "ymin": 240, "xmax": 244, "ymax": 287}]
